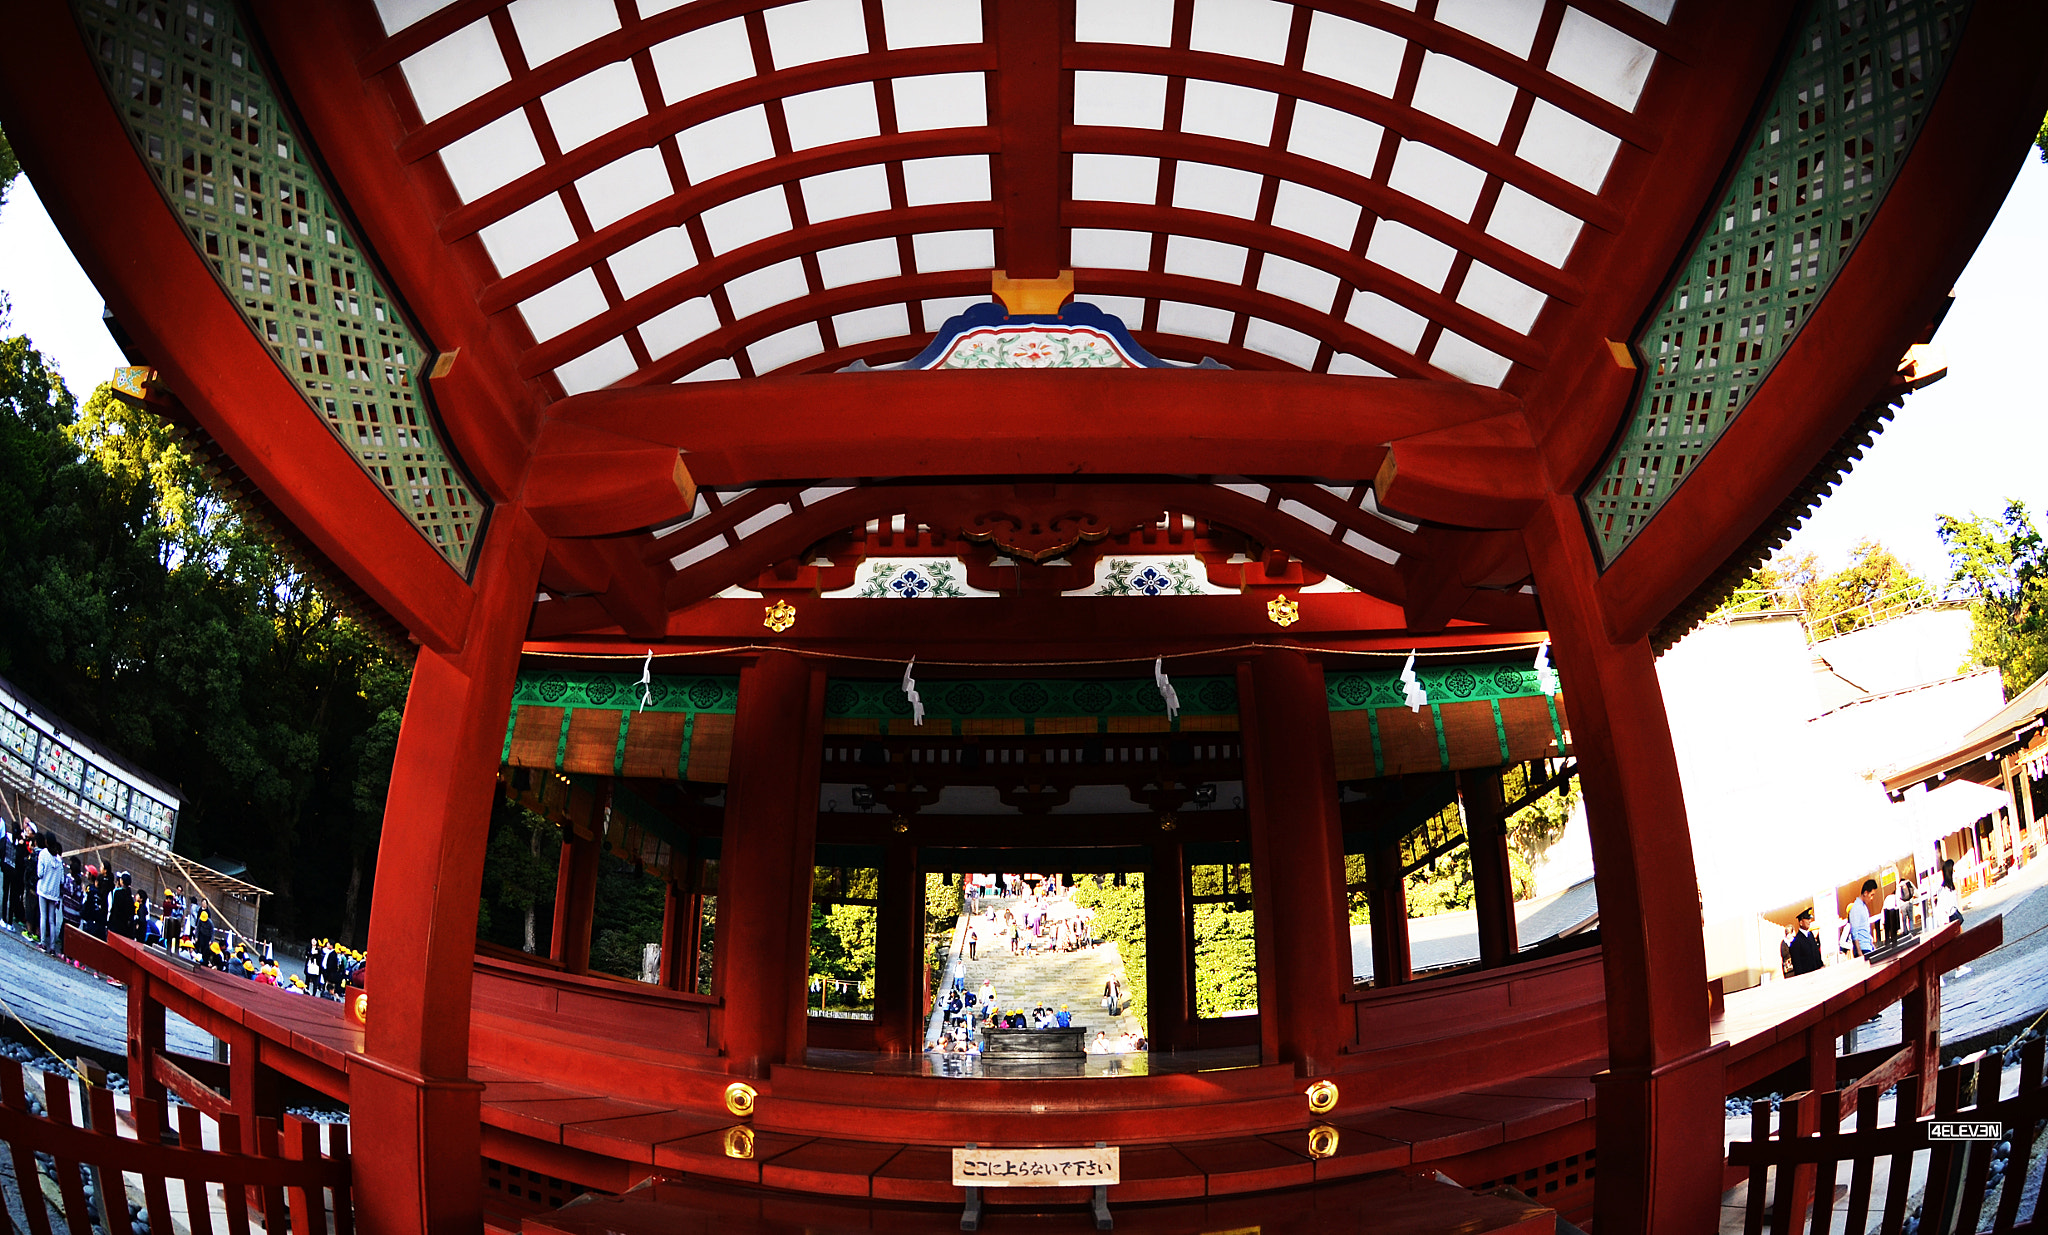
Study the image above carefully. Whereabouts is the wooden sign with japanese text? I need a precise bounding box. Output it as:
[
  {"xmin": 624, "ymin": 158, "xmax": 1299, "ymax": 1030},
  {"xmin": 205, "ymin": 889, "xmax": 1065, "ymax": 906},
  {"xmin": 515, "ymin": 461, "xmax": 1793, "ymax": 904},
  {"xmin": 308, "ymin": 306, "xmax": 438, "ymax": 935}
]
[{"xmin": 951, "ymin": 1145, "xmax": 1120, "ymax": 1187}]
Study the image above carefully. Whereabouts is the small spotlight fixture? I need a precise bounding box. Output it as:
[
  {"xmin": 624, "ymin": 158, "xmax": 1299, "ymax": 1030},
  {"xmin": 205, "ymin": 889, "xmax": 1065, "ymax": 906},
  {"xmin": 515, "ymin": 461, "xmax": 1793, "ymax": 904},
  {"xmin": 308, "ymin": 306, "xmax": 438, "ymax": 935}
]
[
  {"xmin": 1193, "ymin": 783, "xmax": 1217, "ymax": 807},
  {"xmin": 850, "ymin": 785, "xmax": 876, "ymax": 810}
]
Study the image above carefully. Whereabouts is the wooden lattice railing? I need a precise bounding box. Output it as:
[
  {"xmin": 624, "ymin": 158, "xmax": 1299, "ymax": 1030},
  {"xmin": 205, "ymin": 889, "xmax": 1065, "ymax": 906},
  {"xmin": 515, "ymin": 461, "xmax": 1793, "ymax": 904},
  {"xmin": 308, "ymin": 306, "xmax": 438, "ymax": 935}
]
[
  {"xmin": 1730, "ymin": 1036, "xmax": 2046, "ymax": 1234},
  {"xmin": 0, "ymin": 1059, "xmax": 351, "ymax": 1235}
]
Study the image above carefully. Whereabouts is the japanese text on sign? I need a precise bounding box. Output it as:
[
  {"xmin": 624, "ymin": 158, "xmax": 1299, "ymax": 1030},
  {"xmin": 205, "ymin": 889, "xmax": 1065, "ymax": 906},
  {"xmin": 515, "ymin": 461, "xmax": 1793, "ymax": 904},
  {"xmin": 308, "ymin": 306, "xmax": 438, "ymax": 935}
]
[{"xmin": 952, "ymin": 1146, "xmax": 1120, "ymax": 1187}]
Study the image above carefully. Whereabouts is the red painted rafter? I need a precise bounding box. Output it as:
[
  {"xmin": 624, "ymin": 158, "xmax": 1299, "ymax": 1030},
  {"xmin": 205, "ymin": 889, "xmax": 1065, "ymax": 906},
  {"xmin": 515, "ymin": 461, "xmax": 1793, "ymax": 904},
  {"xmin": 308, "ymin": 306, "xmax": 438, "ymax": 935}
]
[{"xmin": 992, "ymin": 0, "xmax": 1065, "ymax": 277}]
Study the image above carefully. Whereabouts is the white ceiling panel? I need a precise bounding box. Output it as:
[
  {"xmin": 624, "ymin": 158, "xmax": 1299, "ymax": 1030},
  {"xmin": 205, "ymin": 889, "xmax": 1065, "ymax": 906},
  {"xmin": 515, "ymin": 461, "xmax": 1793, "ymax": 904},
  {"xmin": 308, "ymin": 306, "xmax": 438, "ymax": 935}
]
[
  {"xmin": 508, "ymin": 0, "xmax": 619, "ymax": 66},
  {"xmin": 680, "ymin": 357, "xmax": 742, "ymax": 383},
  {"xmin": 401, "ymin": 20, "xmax": 509, "ymax": 124},
  {"xmin": 650, "ymin": 19, "xmax": 756, "ymax": 106},
  {"xmin": 1328, "ymin": 352, "xmax": 1393, "ymax": 377},
  {"xmin": 725, "ymin": 257, "xmax": 812, "ymax": 318},
  {"xmin": 641, "ymin": 295, "xmax": 722, "ymax": 356},
  {"xmin": 477, "ymin": 192, "xmax": 579, "ymax": 275},
  {"xmin": 1277, "ymin": 496, "xmax": 1339, "ymax": 534},
  {"xmin": 699, "ymin": 185, "xmax": 794, "ymax": 254},
  {"xmin": 677, "ymin": 106, "xmax": 776, "ymax": 184},
  {"xmin": 764, "ymin": 0, "xmax": 869, "ymax": 70},
  {"xmin": 833, "ymin": 302, "xmax": 912, "ymax": 345},
  {"xmin": 1270, "ymin": 180, "xmax": 1363, "ymax": 250},
  {"xmin": 609, "ymin": 226, "xmax": 698, "ymax": 299},
  {"xmin": 1073, "ymin": 72, "xmax": 1169, "ymax": 130},
  {"xmin": 1074, "ymin": 0, "xmax": 1174, "ymax": 47},
  {"xmin": 1245, "ymin": 318, "xmax": 1319, "ymax": 368},
  {"xmin": 1302, "ymin": 12, "xmax": 1406, "ymax": 96},
  {"xmin": 901, "ymin": 155, "xmax": 993, "ymax": 205},
  {"xmin": 1518, "ymin": 99, "xmax": 1621, "ymax": 192},
  {"xmin": 373, "ymin": 0, "xmax": 457, "ymax": 35},
  {"xmin": 748, "ymin": 322, "xmax": 827, "ymax": 373},
  {"xmin": 1163, "ymin": 234, "xmax": 1249, "ymax": 284},
  {"xmin": 1387, "ymin": 139, "xmax": 1488, "ymax": 222},
  {"xmin": 1346, "ymin": 290, "xmax": 1428, "ymax": 353},
  {"xmin": 801, "ymin": 164, "xmax": 894, "ymax": 222},
  {"xmin": 1411, "ymin": 53, "xmax": 1518, "ymax": 145},
  {"xmin": 1287, "ymin": 101, "xmax": 1385, "ymax": 173},
  {"xmin": 1188, "ymin": 0, "xmax": 1294, "ymax": 65},
  {"xmin": 1457, "ymin": 261, "xmax": 1546, "ymax": 334},
  {"xmin": 893, "ymin": 73, "xmax": 988, "ymax": 131},
  {"xmin": 1549, "ymin": 9, "xmax": 1656, "ymax": 111},
  {"xmin": 920, "ymin": 295, "xmax": 991, "ymax": 326},
  {"xmin": 577, "ymin": 147, "xmax": 672, "ymax": 230},
  {"xmin": 1157, "ymin": 300, "xmax": 1235, "ymax": 343},
  {"xmin": 1172, "ymin": 161, "xmax": 1263, "ymax": 219},
  {"xmin": 912, "ymin": 229, "xmax": 995, "ymax": 272},
  {"xmin": 542, "ymin": 61, "xmax": 646, "ymax": 153},
  {"xmin": 1082, "ymin": 295, "xmax": 1147, "ymax": 325},
  {"xmin": 1071, "ymin": 154, "xmax": 1161, "ymax": 204},
  {"xmin": 1070, "ymin": 228, "xmax": 1153, "ymax": 269},
  {"xmin": 1257, "ymin": 254, "xmax": 1341, "ymax": 313},
  {"xmin": 555, "ymin": 336, "xmax": 637, "ymax": 394},
  {"xmin": 1365, "ymin": 220, "xmax": 1458, "ymax": 292},
  {"xmin": 816, "ymin": 237, "xmax": 903, "ymax": 288},
  {"xmin": 881, "ymin": 0, "xmax": 983, "ymax": 49},
  {"xmin": 1181, "ymin": 80, "xmax": 1279, "ymax": 146},
  {"xmin": 1487, "ymin": 182, "xmax": 1585, "ymax": 267},
  {"xmin": 1431, "ymin": 329, "xmax": 1513, "ymax": 385},
  {"xmin": 519, "ymin": 267, "xmax": 608, "ymax": 340},
  {"xmin": 437, "ymin": 111, "xmax": 545, "ymax": 202},
  {"xmin": 1433, "ymin": 0, "xmax": 1545, "ymax": 59},
  {"xmin": 783, "ymin": 82, "xmax": 883, "ymax": 151}
]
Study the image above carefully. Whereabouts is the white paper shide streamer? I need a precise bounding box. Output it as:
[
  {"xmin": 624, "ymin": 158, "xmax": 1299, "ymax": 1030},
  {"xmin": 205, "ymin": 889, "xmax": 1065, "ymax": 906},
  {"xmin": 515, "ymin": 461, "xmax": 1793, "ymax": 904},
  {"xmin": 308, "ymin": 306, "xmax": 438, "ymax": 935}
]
[
  {"xmin": 1153, "ymin": 657, "xmax": 1180, "ymax": 721},
  {"xmin": 636, "ymin": 649, "xmax": 653, "ymax": 711},
  {"xmin": 902, "ymin": 657, "xmax": 925, "ymax": 726},
  {"xmin": 1533, "ymin": 640, "xmax": 1560, "ymax": 696},
  {"xmin": 1400, "ymin": 651, "xmax": 1428, "ymax": 712}
]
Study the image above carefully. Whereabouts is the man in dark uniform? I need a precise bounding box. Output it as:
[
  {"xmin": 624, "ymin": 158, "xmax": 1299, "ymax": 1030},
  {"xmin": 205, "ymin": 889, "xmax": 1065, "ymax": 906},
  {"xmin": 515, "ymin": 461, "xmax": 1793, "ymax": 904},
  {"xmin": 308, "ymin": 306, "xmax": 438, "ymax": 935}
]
[{"xmin": 1788, "ymin": 907, "xmax": 1825, "ymax": 976}]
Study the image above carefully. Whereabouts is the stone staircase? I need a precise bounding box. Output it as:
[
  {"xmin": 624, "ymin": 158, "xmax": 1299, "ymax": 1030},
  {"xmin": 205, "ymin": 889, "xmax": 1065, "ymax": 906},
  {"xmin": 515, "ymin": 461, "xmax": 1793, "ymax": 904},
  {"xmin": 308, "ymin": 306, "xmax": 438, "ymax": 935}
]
[{"xmin": 935, "ymin": 896, "xmax": 1143, "ymax": 1044}]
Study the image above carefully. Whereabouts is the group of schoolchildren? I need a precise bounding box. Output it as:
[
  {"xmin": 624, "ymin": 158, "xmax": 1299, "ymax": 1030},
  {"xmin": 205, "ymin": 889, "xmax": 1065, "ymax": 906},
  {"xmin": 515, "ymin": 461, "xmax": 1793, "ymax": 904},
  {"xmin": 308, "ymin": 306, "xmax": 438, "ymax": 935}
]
[
  {"xmin": 0, "ymin": 815, "xmax": 365, "ymax": 999},
  {"xmin": 932, "ymin": 978, "xmax": 1078, "ymax": 1054}
]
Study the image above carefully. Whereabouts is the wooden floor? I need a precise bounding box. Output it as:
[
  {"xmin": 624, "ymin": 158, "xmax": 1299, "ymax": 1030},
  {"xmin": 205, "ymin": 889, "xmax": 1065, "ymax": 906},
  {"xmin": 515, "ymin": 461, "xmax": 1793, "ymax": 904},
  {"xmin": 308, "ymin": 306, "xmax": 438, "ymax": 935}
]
[{"xmin": 514, "ymin": 1168, "xmax": 1558, "ymax": 1234}]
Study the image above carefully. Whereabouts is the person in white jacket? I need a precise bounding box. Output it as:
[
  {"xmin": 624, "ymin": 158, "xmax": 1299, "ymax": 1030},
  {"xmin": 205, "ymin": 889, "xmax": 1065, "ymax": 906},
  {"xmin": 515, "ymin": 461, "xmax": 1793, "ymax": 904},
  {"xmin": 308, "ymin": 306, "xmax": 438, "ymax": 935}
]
[{"xmin": 35, "ymin": 835, "xmax": 64, "ymax": 955}]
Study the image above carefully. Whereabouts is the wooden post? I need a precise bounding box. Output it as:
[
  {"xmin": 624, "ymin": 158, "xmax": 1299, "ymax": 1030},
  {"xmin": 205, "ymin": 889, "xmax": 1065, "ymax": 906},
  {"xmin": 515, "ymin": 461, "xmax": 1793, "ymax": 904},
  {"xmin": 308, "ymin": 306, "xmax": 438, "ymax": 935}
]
[
  {"xmin": 1903, "ymin": 962, "xmax": 1940, "ymax": 1119},
  {"xmin": 1525, "ymin": 495, "xmax": 1723, "ymax": 1233},
  {"xmin": 1238, "ymin": 650, "xmax": 1352, "ymax": 1075},
  {"xmin": 1144, "ymin": 840, "xmax": 1191, "ymax": 1052},
  {"xmin": 127, "ymin": 972, "xmax": 166, "ymax": 1130},
  {"xmin": 1367, "ymin": 835, "xmax": 1412, "ymax": 987},
  {"xmin": 1459, "ymin": 767, "xmax": 1520, "ymax": 968},
  {"xmin": 874, "ymin": 836, "xmax": 919, "ymax": 1053},
  {"xmin": 550, "ymin": 814, "xmax": 602, "ymax": 974},
  {"xmin": 349, "ymin": 510, "xmax": 544, "ymax": 1235},
  {"xmin": 713, "ymin": 652, "xmax": 827, "ymax": 1076}
]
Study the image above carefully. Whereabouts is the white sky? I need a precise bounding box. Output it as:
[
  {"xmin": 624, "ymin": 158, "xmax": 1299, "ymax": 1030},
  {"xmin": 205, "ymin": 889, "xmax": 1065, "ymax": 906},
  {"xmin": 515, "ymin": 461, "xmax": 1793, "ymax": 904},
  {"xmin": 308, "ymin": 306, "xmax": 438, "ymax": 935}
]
[{"xmin": 2, "ymin": 156, "xmax": 2045, "ymax": 591}]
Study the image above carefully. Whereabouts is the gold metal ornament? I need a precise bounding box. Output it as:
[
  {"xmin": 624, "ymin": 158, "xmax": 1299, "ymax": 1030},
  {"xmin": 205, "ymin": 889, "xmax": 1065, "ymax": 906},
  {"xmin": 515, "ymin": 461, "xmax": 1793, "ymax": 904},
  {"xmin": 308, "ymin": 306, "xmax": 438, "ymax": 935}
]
[
  {"xmin": 722, "ymin": 1126, "xmax": 756, "ymax": 1159},
  {"xmin": 763, "ymin": 600, "xmax": 797, "ymax": 632},
  {"xmin": 1158, "ymin": 812, "xmax": 1177, "ymax": 831},
  {"xmin": 1305, "ymin": 1079, "xmax": 1338, "ymax": 1114},
  {"xmin": 1307, "ymin": 1124, "xmax": 1340, "ymax": 1159},
  {"xmin": 891, "ymin": 816, "xmax": 910, "ymax": 834},
  {"xmin": 724, "ymin": 1081, "xmax": 758, "ymax": 1117},
  {"xmin": 351, "ymin": 992, "xmax": 368, "ymax": 1025},
  {"xmin": 1267, "ymin": 595, "xmax": 1300, "ymax": 627}
]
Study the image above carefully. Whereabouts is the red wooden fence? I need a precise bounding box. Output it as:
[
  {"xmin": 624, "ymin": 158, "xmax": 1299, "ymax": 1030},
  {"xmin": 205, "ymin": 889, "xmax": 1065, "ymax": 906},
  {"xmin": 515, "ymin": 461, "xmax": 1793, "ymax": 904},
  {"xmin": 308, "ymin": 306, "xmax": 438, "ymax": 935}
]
[
  {"xmin": 0, "ymin": 1059, "xmax": 350, "ymax": 1235},
  {"xmin": 1729, "ymin": 1036, "xmax": 2046, "ymax": 1234}
]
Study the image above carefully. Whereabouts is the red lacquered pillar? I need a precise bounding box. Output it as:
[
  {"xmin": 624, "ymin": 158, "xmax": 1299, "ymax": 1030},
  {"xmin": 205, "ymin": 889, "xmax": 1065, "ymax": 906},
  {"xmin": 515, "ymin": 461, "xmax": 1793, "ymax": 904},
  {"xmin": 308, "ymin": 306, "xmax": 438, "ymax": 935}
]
[
  {"xmin": 1144, "ymin": 841, "xmax": 1192, "ymax": 1052},
  {"xmin": 1525, "ymin": 495, "xmax": 1723, "ymax": 1233},
  {"xmin": 1367, "ymin": 835, "xmax": 1412, "ymax": 987},
  {"xmin": 1459, "ymin": 768, "xmax": 1519, "ymax": 969},
  {"xmin": 550, "ymin": 800, "xmax": 604, "ymax": 973},
  {"xmin": 1238, "ymin": 650, "xmax": 1353, "ymax": 1075},
  {"xmin": 874, "ymin": 835, "xmax": 920, "ymax": 1053},
  {"xmin": 351, "ymin": 509, "xmax": 545, "ymax": 1235},
  {"xmin": 713, "ymin": 652, "xmax": 827, "ymax": 1076}
]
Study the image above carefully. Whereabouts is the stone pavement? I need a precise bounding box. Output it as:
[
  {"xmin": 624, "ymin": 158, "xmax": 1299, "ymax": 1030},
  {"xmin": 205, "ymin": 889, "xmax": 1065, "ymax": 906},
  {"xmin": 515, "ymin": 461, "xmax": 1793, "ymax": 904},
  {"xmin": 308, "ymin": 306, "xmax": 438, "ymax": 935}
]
[
  {"xmin": 939, "ymin": 896, "xmax": 1142, "ymax": 1044},
  {"xmin": 0, "ymin": 923, "xmax": 215, "ymax": 1064}
]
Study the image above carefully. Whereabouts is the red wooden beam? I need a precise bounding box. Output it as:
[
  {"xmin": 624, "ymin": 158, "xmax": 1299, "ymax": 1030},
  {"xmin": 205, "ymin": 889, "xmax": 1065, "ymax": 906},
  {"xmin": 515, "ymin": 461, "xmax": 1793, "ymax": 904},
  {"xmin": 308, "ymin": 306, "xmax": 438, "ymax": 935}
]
[
  {"xmin": 0, "ymin": 3, "xmax": 476, "ymax": 651},
  {"xmin": 1597, "ymin": 0, "xmax": 2048, "ymax": 643},
  {"xmin": 992, "ymin": 0, "xmax": 1065, "ymax": 278}
]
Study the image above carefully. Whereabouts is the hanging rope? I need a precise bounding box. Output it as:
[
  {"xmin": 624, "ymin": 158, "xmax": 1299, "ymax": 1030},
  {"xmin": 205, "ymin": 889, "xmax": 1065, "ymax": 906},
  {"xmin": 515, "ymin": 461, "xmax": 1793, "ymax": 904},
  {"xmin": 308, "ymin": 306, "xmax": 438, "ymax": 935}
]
[{"xmin": 523, "ymin": 637, "xmax": 1552, "ymax": 670}]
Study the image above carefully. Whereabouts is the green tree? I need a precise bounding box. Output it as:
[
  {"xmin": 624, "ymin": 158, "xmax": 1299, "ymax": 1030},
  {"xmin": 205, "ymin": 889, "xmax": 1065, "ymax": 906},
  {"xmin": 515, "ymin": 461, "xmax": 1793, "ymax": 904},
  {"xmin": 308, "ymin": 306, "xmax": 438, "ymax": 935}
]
[
  {"xmin": 1939, "ymin": 501, "xmax": 2048, "ymax": 693},
  {"xmin": 1712, "ymin": 540, "xmax": 1932, "ymax": 637},
  {"xmin": 0, "ymin": 121, "xmax": 19, "ymax": 209},
  {"xmin": 477, "ymin": 801, "xmax": 559, "ymax": 954},
  {"xmin": 588, "ymin": 850, "xmax": 667, "ymax": 980},
  {"xmin": 1069, "ymin": 874, "xmax": 1146, "ymax": 1028}
]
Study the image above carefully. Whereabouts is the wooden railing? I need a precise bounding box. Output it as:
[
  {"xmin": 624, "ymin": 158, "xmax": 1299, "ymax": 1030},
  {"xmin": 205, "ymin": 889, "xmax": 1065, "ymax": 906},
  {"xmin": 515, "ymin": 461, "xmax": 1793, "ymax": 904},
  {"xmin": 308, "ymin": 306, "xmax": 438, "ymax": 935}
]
[
  {"xmin": 1729, "ymin": 1036, "xmax": 2046, "ymax": 1234},
  {"xmin": 0, "ymin": 1059, "xmax": 351, "ymax": 1235}
]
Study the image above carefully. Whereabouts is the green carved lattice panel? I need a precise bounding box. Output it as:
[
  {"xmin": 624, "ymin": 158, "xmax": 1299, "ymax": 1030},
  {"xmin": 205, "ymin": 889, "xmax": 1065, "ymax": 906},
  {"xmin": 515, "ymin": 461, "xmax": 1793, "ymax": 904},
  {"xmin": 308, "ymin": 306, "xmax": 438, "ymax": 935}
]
[
  {"xmin": 70, "ymin": 0, "xmax": 487, "ymax": 571},
  {"xmin": 823, "ymin": 676, "xmax": 1239, "ymax": 721},
  {"xmin": 512, "ymin": 672, "xmax": 740, "ymax": 715},
  {"xmin": 1583, "ymin": 0, "xmax": 1968, "ymax": 564},
  {"xmin": 1324, "ymin": 660, "xmax": 1551, "ymax": 711}
]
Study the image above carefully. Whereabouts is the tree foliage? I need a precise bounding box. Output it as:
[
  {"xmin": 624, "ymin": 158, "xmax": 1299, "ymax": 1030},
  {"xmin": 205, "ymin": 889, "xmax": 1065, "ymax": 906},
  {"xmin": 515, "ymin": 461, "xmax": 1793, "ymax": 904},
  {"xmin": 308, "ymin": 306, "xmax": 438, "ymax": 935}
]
[
  {"xmin": 0, "ymin": 122, "xmax": 19, "ymax": 210},
  {"xmin": 1069, "ymin": 874, "xmax": 1146, "ymax": 1028},
  {"xmin": 1939, "ymin": 501, "xmax": 2048, "ymax": 693},
  {"xmin": 0, "ymin": 334, "xmax": 404, "ymax": 943},
  {"xmin": 1714, "ymin": 539, "xmax": 1934, "ymax": 638},
  {"xmin": 588, "ymin": 851, "xmax": 667, "ymax": 980}
]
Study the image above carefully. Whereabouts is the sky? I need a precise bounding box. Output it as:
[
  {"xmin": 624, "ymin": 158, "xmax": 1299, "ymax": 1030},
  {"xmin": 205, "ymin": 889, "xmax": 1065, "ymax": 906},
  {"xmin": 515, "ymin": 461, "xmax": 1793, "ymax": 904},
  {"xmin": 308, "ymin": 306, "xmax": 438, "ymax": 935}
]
[{"xmin": 2, "ymin": 155, "xmax": 2046, "ymax": 588}]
